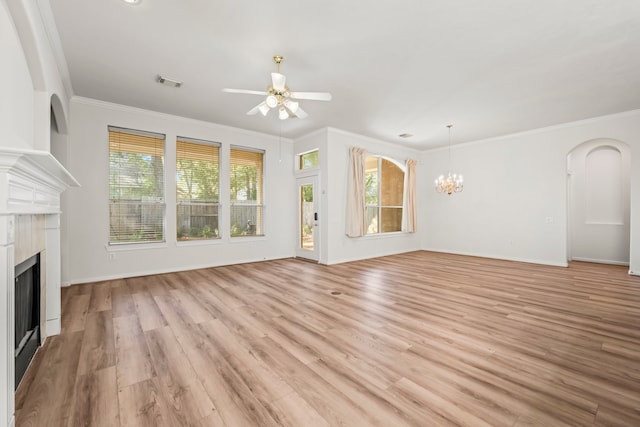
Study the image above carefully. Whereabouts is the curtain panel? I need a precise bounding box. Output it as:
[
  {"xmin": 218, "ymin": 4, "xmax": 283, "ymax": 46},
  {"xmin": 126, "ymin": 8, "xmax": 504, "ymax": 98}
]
[
  {"xmin": 345, "ymin": 146, "xmax": 367, "ymax": 237},
  {"xmin": 402, "ymin": 158, "xmax": 417, "ymax": 233}
]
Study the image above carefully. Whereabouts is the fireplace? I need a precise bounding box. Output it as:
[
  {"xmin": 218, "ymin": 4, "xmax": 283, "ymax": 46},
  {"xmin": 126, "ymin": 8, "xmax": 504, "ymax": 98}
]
[
  {"xmin": 14, "ymin": 254, "xmax": 41, "ymax": 389},
  {"xmin": 1, "ymin": 147, "xmax": 79, "ymax": 427}
]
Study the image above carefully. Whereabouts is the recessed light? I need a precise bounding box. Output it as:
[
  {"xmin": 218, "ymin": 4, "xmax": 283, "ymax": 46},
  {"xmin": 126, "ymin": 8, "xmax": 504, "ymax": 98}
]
[
  {"xmin": 398, "ymin": 133, "xmax": 413, "ymax": 138},
  {"xmin": 157, "ymin": 75, "xmax": 183, "ymax": 88},
  {"xmin": 122, "ymin": 0, "xmax": 142, "ymax": 5}
]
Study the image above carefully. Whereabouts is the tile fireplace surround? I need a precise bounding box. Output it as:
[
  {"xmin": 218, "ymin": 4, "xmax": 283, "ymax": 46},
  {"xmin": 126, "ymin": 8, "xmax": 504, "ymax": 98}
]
[{"xmin": 0, "ymin": 148, "xmax": 78, "ymax": 427}]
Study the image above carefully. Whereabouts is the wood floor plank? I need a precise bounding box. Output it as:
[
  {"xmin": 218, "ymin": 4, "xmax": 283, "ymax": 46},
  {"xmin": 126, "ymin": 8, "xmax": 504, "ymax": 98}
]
[
  {"xmin": 15, "ymin": 251, "xmax": 640, "ymax": 426},
  {"xmin": 131, "ymin": 291, "xmax": 168, "ymax": 332},
  {"xmin": 268, "ymin": 391, "xmax": 330, "ymax": 427},
  {"xmin": 118, "ymin": 377, "xmax": 187, "ymax": 427},
  {"xmin": 110, "ymin": 280, "xmax": 136, "ymax": 318},
  {"xmin": 76, "ymin": 310, "xmax": 116, "ymax": 375},
  {"xmin": 69, "ymin": 366, "xmax": 119, "ymax": 427},
  {"xmin": 87, "ymin": 281, "xmax": 112, "ymax": 313},
  {"xmin": 60, "ymin": 293, "xmax": 90, "ymax": 333},
  {"xmin": 113, "ymin": 315, "xmax": 155, "ymax": 389}
]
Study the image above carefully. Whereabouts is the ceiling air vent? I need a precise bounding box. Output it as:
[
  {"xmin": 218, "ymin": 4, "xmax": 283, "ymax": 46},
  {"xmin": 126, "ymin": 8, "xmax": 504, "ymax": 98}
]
[{"xmin": 157, "ymin": 75, "xmax": 183, "ymax": 88}]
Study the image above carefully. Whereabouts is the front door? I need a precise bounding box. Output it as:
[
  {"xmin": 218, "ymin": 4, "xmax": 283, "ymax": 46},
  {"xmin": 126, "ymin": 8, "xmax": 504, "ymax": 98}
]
[{"xmin": 296, "ymin": 175, "xmax": 319, "ymax": 261}]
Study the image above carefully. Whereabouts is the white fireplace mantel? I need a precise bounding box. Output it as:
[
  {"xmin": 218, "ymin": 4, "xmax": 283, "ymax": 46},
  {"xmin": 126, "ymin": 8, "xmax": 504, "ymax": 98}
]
[
  {"xmin": 0, "ymin": 147, "xmax": 79, "ymax": 215},
  {"xmin": 1, "ymin": 147, "xmax": 79, "ymax": 427}
]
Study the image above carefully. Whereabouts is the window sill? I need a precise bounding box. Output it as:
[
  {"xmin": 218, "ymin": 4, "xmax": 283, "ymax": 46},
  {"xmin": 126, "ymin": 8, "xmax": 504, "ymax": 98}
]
[
  {"xmin": 176, "ymin": 238, "xmax": 223, "ymax": 247},
  {"xmin": 230, "ymin": 235, "xmax": 266, "ymax": 243},
  {"xmin": 360, "ymin": 231, "xmax": 410, "ymax": 240},
  {"xmin": 106, "ymin": 241, "xmax": 167, "ymax": 252}
]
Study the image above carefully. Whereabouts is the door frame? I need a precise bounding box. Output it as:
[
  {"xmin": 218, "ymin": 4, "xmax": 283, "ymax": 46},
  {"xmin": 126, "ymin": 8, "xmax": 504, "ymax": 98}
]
[{"xmin": 295, "ymin": 173, "xmax": 320, "ymax": 261}]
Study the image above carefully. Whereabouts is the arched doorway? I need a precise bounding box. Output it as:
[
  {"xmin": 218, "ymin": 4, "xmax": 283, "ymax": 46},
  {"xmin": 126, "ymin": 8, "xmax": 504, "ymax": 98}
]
[{"xmin": 567, "ymin": 139, "xmax": 630, "ymax": 265}]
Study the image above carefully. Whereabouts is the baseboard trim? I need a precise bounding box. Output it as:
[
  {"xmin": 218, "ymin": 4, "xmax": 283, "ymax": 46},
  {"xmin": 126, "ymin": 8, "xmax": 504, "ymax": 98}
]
[
  {"xmin": 570, "ymin": 257, "xmax": 629, "ymax": 266},
  {"xmin": 421, "ymin": 248, "xmax": 569, "ymax": 268},
  {"xmin": 66, "ymin": 256, "xmax": 292, "ymax": 285},
  {"xmin": 325, "ymin": 249, "xmax": 420, "ymax": 266}
]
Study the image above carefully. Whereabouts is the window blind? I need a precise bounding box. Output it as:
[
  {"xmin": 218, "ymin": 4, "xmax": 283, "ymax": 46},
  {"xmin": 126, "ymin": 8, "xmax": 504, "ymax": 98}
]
[{"xmin": 109, "ymin": 126, "xmax": 165, "ymax": 244}]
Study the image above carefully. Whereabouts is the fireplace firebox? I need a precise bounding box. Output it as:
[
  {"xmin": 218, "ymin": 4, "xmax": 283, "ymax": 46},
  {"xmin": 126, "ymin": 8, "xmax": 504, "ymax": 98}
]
[{"xmin": 14, "ymin": 253, "xmax": 41, "ymax": 389}]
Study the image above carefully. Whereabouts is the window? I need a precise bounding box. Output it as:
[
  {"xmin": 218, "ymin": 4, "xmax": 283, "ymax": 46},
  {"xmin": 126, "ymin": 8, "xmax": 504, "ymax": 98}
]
[
  {"xmin": 299, "ymin": 150, "xmax": 319, "ymax": 169},
  {"xmin": 230, "ymin": 147, "xmax": 264, "ymax": 237},
  {"xmin": 176, "ymin": 137, "xmax": 220, "ymax": 241},
  {"xmin": 109, "ymin": 126, "xmax": 165, "ymax": 244},
  {"xmin": 365, "ymin": 156, "xmax": 404, "ymax": 234}
]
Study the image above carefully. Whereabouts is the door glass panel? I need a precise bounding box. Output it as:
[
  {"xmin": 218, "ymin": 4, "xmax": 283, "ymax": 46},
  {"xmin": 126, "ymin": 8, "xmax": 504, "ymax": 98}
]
[{"xmin": 300, "ymin": 184, "xmax": 314, "ymax": 250}]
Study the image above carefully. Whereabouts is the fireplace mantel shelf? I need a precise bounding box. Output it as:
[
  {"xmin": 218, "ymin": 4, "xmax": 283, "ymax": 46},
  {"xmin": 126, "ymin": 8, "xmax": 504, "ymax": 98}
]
[{"xmin": 0, "ymin": 147, "xmax": 79, "ymax": 215}]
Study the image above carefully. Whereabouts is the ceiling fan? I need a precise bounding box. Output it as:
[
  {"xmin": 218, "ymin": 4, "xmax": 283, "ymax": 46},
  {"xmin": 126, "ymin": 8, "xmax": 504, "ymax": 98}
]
[{"xmin": 222, "ymin": 56, "xmax": 332, "ymax": 120}]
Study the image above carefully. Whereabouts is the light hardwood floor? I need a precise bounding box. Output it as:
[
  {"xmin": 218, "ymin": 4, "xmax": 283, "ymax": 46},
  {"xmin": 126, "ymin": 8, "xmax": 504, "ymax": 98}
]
[{"xmin": 15, "ymin": 251, "xmax": 640, "ymax": 426}]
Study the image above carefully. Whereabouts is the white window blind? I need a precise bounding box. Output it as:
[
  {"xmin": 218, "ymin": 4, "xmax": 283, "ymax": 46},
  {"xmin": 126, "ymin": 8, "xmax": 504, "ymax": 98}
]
[
  {"xmin": 109, "ymin": 126, "xmax": 165, "ymax": 244},
  {"xmin": 230, "ymin": 146, "xmax": 264, "ymax": 237},
  {"xmin": 176, "ymin": 137, "xmax": 220, "ymax": 240}
]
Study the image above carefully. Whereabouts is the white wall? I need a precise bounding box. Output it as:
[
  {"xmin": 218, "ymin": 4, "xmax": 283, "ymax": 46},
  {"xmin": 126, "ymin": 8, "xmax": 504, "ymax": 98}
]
[
  {"xmin": 0, "ymin": 0, "xmax": 35, "ymax": 150},
  {"xmin": 65, "ymin": 98, "xmax": 295, "ymax": 284},
  {"xmin": 421, "ymin": 110, "xmax": 640, "ymax": 275},
  {"xmin": 321, "ymin": 128, "xmax": 422, "ymax": 264}
]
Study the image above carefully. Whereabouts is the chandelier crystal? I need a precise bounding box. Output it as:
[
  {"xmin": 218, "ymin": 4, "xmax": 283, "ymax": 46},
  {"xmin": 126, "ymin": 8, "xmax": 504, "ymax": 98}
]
[{"xmin": 434, "ymin": 124, "xmax": 464, "ymax": 195}]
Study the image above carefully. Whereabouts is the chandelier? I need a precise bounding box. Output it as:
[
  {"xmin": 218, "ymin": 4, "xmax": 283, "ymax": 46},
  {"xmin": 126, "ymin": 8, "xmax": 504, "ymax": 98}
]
[{"xmin": 434, "ymin": 124, "xmax": 464, "ymax": 195}]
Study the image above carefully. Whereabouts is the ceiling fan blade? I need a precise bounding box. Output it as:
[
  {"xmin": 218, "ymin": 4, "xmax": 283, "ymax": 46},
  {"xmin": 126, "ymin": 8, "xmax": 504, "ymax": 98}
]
[
  {"xmin": 293, "ymin": 106, "xmax": 308, "ymax": 119},
  {"xmin": 222, "ymin": 88, "xmax": 268, "ymax": 96},
  {"xmin": 271, "ymin": 73, "xmax": 286, "ymax": 91},
  {"xmin": 289, "ymin": 91, "xmax": 332, "ymax": 101}
]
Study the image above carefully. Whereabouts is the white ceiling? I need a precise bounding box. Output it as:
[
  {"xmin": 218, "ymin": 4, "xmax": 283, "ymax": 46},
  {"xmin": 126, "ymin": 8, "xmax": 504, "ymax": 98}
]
[{"xmin": 47, "ymin": 0, "xmax": 640, "ymax": 149}]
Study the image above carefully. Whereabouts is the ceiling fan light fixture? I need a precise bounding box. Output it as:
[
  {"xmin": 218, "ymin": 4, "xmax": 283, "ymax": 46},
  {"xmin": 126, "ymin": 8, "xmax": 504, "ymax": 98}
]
[
  {"xmin": 284, "ymin": 100, "xmax": 299, "ymax": 113},
  {"xmin": 258, "ymin": 102, "xmax": 270, "ymax": 116},
  {"xmin": 278, "ymin": 107, "xmax": 289, "ymax": 120},
  {"xmin": 266, "ymin": 95, "xmax": 278, "ymax": 108}
]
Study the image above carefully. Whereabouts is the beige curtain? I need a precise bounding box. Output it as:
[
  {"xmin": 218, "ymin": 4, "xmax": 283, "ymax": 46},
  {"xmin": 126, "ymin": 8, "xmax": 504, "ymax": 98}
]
[
  {"xmin": 402, "ymin": 159, "xmax": 417, "ymax": 232},
  {"xmin": 345, "ymin": 146, "xmax": 367, "ymax": 237}
]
